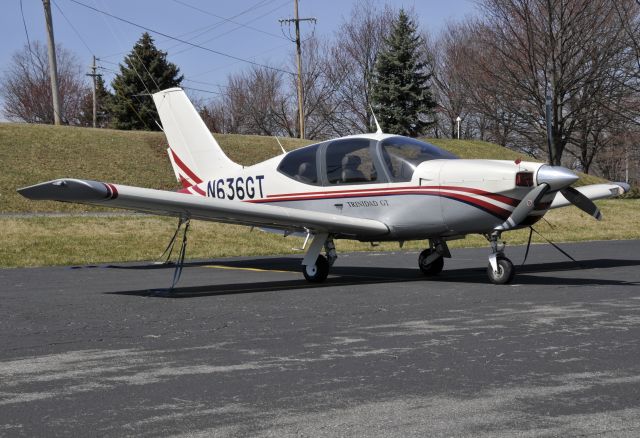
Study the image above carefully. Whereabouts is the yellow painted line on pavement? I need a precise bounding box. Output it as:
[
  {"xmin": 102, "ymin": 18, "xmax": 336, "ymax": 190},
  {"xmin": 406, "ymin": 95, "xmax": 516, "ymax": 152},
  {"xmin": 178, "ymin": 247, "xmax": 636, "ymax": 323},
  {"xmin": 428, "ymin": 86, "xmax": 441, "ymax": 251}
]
[{"xmin": 204, "ymin": 264, "xmax": 295, "ymax": 274}]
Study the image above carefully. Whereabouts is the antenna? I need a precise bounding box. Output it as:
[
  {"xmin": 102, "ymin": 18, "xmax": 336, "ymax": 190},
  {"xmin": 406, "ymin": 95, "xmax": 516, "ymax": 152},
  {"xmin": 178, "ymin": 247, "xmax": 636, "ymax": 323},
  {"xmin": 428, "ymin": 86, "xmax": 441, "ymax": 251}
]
[
  {"xmin": 275, "ymin": 136, "xmax": 286, "ymax": 154},
  {"xmin": 369, "ymin": 104, "xmax": 382, "ymax": 135}
]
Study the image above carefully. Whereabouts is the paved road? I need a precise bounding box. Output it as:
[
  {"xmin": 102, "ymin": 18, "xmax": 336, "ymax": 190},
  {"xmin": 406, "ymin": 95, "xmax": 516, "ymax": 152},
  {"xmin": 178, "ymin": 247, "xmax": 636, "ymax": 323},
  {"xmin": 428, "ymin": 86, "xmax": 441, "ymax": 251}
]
[{"xmin": 1, "ymin": 240, "xmax": 640, "ymax": 437}]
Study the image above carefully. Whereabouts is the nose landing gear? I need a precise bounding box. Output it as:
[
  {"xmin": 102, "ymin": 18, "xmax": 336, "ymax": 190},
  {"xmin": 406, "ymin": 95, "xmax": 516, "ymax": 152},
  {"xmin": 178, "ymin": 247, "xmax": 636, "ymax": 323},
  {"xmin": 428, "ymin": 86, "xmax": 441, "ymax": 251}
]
[{"xmin": 486, "ymin": 232, "xmax": 515, "ymax": 284}]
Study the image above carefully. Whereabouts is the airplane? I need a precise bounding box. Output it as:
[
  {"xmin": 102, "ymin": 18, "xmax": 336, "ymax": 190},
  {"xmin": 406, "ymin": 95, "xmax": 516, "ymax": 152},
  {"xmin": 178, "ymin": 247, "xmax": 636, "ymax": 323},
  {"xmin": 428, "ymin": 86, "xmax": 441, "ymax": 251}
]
[{"xmin": 18, "ymin": 88, "xmax": 630, "ymax": 286}]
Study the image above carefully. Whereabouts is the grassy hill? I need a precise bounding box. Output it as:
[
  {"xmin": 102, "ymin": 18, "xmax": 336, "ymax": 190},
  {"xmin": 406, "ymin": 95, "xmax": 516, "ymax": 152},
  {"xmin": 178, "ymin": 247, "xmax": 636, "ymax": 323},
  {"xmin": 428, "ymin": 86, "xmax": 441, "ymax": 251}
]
[
  {"xmin": 1, "ymin": 123, "xmax": 605, "ymax": 213},
  {"xmin": 0, "ymin": 124, "xmax": 310, "ymax": 212}
]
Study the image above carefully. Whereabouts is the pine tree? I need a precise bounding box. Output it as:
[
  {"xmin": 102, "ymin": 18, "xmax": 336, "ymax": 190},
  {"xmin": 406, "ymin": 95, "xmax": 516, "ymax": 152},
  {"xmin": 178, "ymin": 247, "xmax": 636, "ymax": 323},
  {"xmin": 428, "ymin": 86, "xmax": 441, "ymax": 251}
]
[
  {"xmin": 79, "ymin": 75, "xmax": 113, "ymax": 128},
  {"xmin": 371, "ymin": 10, "xmax": 435, "ymax": 137},
  {"xmin": 110, "ymin": 33, "xmax": 183, "ymax": 130}
]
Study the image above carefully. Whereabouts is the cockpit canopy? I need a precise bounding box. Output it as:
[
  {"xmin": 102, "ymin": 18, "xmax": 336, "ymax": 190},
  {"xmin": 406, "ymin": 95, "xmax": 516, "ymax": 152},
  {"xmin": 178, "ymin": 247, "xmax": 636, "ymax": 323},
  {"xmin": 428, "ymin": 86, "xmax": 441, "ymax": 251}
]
[{"xmin": 277, "ymin": 135, "xmax": 458, "ymax": 185}]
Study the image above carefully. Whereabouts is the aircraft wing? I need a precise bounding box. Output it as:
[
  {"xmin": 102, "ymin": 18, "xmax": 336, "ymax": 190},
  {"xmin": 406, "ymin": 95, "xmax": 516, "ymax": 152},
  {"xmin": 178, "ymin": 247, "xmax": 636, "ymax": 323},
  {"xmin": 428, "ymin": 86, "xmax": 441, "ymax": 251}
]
[
  {"xmin": 550, "ymin": 183, "xmax": 630, "ymax": 209},
  {"xmin": 17, "ymin": 179, "xmax": 389, "ymax": 238}
]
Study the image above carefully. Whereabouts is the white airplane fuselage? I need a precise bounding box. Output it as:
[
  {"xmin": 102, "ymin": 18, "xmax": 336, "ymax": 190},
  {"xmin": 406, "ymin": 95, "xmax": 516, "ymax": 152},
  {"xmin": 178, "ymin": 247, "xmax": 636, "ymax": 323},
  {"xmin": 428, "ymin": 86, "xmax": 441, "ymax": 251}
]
[{"xmin": 178, "ymin": 133, "xmax": 548, "ymax": 241}]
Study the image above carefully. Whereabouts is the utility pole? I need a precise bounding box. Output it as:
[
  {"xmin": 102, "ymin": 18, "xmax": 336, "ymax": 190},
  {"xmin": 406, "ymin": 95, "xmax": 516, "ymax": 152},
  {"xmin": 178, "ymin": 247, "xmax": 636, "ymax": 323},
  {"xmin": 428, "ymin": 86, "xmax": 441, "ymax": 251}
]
[
  {"xmin": 42, "ymin": 0, "xmax": 62, "ymax": 125},
  {"xmin": 279, "ymin": 0, "xmax": 316, "ymax": 139},
  {"xmin": 86, "ymin": 56, "xmax": 102, "ymax": 128}
]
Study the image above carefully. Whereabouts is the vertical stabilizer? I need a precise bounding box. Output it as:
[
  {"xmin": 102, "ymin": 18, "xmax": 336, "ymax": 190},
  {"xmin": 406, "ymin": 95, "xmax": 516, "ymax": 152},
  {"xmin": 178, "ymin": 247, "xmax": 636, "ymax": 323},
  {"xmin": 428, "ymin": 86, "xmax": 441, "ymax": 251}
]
[{"xmin": 153, "ymin": 88, "xmax": 241, "ymax": 186}]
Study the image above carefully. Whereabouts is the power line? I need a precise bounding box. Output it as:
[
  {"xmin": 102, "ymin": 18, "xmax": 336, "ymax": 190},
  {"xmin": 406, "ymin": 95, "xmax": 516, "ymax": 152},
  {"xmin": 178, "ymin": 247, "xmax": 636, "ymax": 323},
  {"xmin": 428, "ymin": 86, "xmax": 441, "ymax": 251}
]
[
  {"xmin": 187, "ymin": 42, "xmax": 290, "ymax": 80},
  {"xmin": 182, "ymin": 78, "xmax": 228, "ymax": 88},
  {"xmin": 181, "ymin": 86, "xmax": 225, "ymax": 96},
  {"xmin": 99, "ymin": 66, "xmax": 225, "ymax": 97},
  {"xmin": 67, "ymin": 0, "xmax": 293, "ymax": 76},
  {"xmin": 170, "ymin": 0, "xmax": 286, "ymax": 41},
  {"xmin": 100, "ymin": 60, "xmax": 229, "ymax": 90},
  {"xmin": 52, "ymin": 0, "xmax": 93, "ymax": 55},
  {"xmin": 170, "ymin": 0, "xmax": 290, "ymax": 57},
  {"xmin": 19, "ymin": 0, "xmax": 36, "ymax": 67},
  {"xmin": 98, "ymin": 0, "xmax": 270, "ymax": 61}
]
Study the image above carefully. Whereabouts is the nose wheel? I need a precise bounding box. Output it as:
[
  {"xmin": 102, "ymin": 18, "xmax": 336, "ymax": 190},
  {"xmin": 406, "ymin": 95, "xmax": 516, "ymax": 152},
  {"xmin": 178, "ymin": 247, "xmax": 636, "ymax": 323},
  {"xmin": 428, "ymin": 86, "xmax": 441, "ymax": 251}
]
[
  {"xmin": 487, "ymin": 256, "xmax": 514, "ymax": 284},
  {"xmin": 486, "ymin": 232, "xmax": 515, "ymax": 284}
]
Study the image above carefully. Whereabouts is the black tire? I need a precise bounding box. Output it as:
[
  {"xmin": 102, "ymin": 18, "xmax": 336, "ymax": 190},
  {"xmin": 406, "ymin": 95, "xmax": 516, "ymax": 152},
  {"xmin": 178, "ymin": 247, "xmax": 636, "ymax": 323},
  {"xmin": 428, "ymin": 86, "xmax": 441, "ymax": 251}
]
[
  {"xmin": 302, "ymin": 254, "xmax": 330, "ymax": 283},
  {"xmin": 487, "ymin": 257, "xmax": 515, "ymax": 285},
  {"xmin": 418, "ymin": 249, "xmax": 444, "ymax": 276}
]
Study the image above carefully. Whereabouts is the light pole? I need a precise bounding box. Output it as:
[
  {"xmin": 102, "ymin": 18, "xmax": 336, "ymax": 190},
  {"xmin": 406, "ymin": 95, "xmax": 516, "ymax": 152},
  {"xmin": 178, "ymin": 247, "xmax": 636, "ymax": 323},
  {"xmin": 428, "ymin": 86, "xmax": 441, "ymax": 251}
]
[{"xmin": 456, "ymin": 116, "xmax": 461, "ymax": 139}]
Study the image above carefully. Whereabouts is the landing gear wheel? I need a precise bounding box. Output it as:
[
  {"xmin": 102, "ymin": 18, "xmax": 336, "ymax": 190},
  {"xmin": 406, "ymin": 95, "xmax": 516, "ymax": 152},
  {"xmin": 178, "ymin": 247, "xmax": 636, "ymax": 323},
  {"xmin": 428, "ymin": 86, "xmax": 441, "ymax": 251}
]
[
  {"xmin": 487, "ymin": 257, "xmax": 515, "ymax": 285},
  {"xmin": 418, "ymin": 249, "xmax": 444, "ymax": 276},
  {"xmin": 303, "ymin": 254, "xmax": 329, "ymax": 283}
]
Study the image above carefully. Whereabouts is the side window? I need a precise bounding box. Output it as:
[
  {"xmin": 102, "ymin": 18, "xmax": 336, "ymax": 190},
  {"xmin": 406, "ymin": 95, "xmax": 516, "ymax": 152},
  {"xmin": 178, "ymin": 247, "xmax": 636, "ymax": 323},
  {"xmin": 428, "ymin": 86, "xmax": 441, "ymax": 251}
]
[
  {"xmin": 325, "ymin": 139, "xmax": 379, "ymax": 185},
  {"xmin": 277, "ymin": 144, "xmax": 320, "ymax": 184}
]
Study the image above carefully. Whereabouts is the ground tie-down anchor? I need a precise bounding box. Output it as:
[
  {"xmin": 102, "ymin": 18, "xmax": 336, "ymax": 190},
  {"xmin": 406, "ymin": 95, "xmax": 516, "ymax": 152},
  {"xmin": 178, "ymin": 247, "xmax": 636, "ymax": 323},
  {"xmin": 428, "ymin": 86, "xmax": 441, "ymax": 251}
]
[{"xmin": 151, "ymin": 217, "xmax": 191, "ymax": 296}]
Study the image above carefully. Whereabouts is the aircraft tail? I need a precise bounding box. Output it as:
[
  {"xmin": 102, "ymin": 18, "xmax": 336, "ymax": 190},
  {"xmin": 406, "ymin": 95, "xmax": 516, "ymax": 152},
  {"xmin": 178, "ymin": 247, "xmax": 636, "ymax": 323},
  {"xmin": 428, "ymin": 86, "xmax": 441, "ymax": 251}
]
[{"xmin": 152, "ymin": 88, "xmax": 241, "ymax": 187}]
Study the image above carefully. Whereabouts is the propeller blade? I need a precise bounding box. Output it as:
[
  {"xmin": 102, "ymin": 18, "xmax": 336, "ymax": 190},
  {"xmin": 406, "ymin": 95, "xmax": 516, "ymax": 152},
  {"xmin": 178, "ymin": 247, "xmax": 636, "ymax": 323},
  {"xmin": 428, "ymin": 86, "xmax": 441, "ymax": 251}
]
[
  {"xmin": 561, "ymin": 186, "xmax": 602, "ymax": 220},
  {"xmin": 495, "ymin": 183, "xmax": 549, "ymax": 231}
]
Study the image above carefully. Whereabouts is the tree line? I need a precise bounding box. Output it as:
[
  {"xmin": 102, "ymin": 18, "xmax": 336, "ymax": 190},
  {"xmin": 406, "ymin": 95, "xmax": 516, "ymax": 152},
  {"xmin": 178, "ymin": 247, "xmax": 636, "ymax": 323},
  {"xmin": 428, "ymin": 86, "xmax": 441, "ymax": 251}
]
[{"xmin": 1, "ymin": 0, "xmax": 639, "ymax": 185}]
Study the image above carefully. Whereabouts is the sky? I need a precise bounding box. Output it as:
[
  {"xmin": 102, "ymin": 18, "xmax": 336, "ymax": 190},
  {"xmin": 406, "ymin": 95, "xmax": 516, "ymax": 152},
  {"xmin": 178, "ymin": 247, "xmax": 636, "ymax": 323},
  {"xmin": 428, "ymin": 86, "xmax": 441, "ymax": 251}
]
[{"xmin": 0, "ymin": 0, "xmax": 477, "ymax": 109}]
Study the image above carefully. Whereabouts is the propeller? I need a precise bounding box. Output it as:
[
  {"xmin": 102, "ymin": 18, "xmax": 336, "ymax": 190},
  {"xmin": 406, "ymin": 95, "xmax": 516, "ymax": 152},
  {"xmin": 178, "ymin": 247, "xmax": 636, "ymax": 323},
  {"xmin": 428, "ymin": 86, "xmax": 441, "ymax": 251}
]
[
  {"xmin": 495, "ymin": 90, "xmax": 603, "ymax": 232},
  {"xmin": 559, "ymin": 186, "xmax": 602, "ymax": 220},
  {"xmin": 495, "ymin": 183, "xmax": 549, "ymax": 231},
  {"xmin": 495, "ymin": 164, "xmax": 604, "ymax": 231}
]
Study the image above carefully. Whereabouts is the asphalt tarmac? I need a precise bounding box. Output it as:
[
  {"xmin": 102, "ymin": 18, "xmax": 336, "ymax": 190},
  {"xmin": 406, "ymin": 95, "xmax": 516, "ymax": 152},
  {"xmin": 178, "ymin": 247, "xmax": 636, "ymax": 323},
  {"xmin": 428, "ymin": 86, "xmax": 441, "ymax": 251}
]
[{"xmin": 1, "ymin": 239, "xmax": 640, "ymax": 437}]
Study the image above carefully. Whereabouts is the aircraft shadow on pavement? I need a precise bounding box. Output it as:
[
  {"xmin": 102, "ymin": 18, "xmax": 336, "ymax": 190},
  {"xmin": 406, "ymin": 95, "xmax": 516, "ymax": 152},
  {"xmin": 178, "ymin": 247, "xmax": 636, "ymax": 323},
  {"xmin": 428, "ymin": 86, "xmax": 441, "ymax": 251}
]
[{"xmin": 105, "ymin": 257, "xmax": 640, "ymax": 298}]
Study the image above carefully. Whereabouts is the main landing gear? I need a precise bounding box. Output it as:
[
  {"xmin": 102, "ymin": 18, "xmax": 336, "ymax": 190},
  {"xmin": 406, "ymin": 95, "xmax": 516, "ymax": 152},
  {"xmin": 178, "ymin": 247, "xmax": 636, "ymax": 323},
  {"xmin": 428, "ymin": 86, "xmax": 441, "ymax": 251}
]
[
  {"xmin": 486, "ymin": 231, "xmax": 515, "ymax": 285},
  {"xmin": 418, "ymin": 238, "xmax": 450, "ymax": 276},
  {"xmin": 301, "ymin": 233, "xmax": 336, "ymax": 283}
]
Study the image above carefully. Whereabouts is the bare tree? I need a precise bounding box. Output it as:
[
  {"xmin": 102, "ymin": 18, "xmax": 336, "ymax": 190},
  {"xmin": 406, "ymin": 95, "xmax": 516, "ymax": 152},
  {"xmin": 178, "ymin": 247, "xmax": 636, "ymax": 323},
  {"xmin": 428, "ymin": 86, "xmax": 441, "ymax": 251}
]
[
  {"xmin": 428, "ymin": 22, "xmax": 475, "ymax": 139},
  {"xmin": 1, "ymin": 41, "xmax": 89, "ymax": 125},
  {"xmin": 322, "ymin": 1, "xmax": 395, "ymax": 135},
  {"xmin": 470, "ymin": 0, "xmax": 639, "ymax": 166},
  {"xmin": 201, "ymin": 66, "xmax": 292, "ymax": 136},
  {"xmin": 299, "ymin": 36, "xmax": 345, "ymax": 139}
]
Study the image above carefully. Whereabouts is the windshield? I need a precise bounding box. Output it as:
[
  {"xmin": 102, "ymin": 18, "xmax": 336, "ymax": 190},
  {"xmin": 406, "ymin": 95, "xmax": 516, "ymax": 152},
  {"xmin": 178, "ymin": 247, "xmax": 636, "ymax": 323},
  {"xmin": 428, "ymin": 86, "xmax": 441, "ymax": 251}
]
[{"xmin": 380, "ymin": 137, "xmax": 458, "ymax": 182}]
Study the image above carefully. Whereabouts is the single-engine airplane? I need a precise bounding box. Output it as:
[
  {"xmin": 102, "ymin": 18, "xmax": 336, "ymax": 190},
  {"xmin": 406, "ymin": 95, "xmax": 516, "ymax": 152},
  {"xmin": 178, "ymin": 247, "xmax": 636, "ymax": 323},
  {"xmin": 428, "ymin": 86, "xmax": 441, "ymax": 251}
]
[{"xmin": 19, "ymin": 88, "xmax": 630, "ymax": 285}]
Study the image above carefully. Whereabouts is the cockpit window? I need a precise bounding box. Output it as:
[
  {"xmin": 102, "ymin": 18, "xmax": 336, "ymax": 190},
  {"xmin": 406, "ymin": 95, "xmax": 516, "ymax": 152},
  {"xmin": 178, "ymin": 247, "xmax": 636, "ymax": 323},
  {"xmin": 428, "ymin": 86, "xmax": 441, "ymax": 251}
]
[
  {"xmin": 325, "ymin": 138, "xmax": 378, "ymax": 184},
  {"xmin": 380, "ymin": 137, "xmax": 458, "ymax": 182},
  {"xmin": 277, "ymin": 143, "xmax": 320, "ymax": 184}
]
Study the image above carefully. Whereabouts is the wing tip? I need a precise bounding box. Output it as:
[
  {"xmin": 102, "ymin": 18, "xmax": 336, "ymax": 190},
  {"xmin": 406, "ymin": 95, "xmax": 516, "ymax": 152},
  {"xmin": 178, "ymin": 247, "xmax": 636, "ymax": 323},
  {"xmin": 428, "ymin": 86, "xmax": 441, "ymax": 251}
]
[
  {"xmin": 17, "ymin": 179, "xmax": 111, "ymax": 202},
  {"xmin": 613, "ymin": 182, "xmax": 631, "ymax": 195}
]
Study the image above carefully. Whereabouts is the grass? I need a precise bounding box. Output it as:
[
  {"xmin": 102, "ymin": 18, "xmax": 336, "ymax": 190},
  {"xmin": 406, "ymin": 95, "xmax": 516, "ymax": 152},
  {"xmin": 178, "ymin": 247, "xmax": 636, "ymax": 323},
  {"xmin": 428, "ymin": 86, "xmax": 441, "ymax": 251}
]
[
  {"xmin": 2, "ymin": 199, "xmax": 638, "ymax": 268},
  {"xmin": 0, "ymin": 124, "xmax": 311, "ymax": 213}
]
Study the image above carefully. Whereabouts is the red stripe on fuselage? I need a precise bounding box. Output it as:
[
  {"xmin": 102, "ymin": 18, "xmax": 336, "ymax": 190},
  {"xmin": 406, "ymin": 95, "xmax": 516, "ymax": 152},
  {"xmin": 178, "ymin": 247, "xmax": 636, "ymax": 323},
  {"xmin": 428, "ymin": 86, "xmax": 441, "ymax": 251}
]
[
  {"xmin": 247, "ymin": 188, "xmax": 515, "ymax": 220},
  {"xmin": 263, "ymin": 185, "xmax": 519, "ymax": 206}
]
